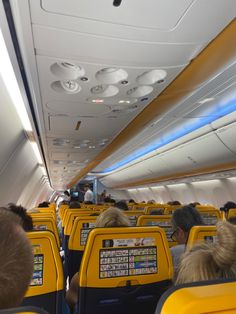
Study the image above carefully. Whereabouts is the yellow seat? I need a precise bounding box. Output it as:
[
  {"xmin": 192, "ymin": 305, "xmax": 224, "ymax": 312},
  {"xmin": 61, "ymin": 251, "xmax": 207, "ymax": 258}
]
[
  {"xmin": 23, "ymin": 231, "xmax": 64, "ymax": 314},
  {"xmin": 228, "ymin": 208, "xmax": 236, "ymax": 219},
  {"xmin": 155, "ymin": 279, "xmax": 236, "ymax": 313},
  {"xmin": 196, "ymin": 205, "xmax": 219, "ymax": 211},
  {"xmin": 124, "ymin": 211, "xmax": 145, "ymax": 226},
  {"xmin": 197, "ymin": 209, "xmax": 221, "ymax": 225},
  {"xmin": 187, "ymin": 225, "xmax": 217, "ymax": 249},
  {"xmin": 78, "ymin": 226, "xmax": 173, "ymax": 314},
  {"xmin": 164, "ymin": 205, "xmax": 182, "ymax": 215},
  {"xmin": 68, "ymin": 216, "xmax": 97, "ymax": 280},
  {"xmin": 29, "ymin": 212, "xmax": 55, "ymax": 222},
  {"xmin": 58, "ymin": 204, "xmax": 68, "ymax": 220},
  {"xmin": 144, "ymin": 205, "xmax": 166, "ymax": 215},
  {"xmin": 0, "ymin": 306, "xmax": 49, "ymax": 313},
  {"xmin": 32, "ymin": 217, "xmax": 60, "ymax": 248},
  {"xmin": 137, "ymin": 215, "xmax": 176, "ymax": 247}
]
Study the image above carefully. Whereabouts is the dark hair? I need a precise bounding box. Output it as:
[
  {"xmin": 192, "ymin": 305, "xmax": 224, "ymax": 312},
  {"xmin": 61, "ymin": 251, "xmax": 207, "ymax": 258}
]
[
  {"xmin": 172, "ymin": 206, "xmax": 203, "ymax": 233},
  {"xmin": 188, "ymin": 202, "xmax": 200, "ymax": 207},
  {"xmin": 150, "ymin": 209, "xmax": 163, "ymax": 215},
  {"xmin": 64, "ymin": 190, "xmax": 70, "ymax": 197},
  {"xmin": 168, "ymin": 200, "xmax": 181, "ymax": 205},
  {"xmin": 221, "ymin": 201, "xmax": 236, "ymax": 213},
  {"xmin": 38, "ymin": 201, "xmax": 49, "ymax": 208},
  {"xmin": 7, "ymin": 204, "xmax": 33, "ymax": 231},
  {"xmin": 69, "ymin": 201, "xmax": 81, "ymax": 209},
  {"xmin": 115, "ymin": 201, "xmax": 129, "ymax": 211}
]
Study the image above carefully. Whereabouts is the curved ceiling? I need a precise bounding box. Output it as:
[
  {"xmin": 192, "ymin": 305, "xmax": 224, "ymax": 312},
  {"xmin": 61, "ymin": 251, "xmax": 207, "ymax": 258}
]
[{"xmin": 9, "ymin": 0, "xmax": 236, "ymax": 190}]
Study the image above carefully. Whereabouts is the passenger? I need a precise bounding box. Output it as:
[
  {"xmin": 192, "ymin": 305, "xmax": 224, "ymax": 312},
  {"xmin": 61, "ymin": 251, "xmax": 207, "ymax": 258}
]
[
  {"xmin": 100, "ymin": 189, "xmax": 107, "ymax": 202},
  {"xmin": 38, "ymin": 201, "xmax": 50, "ymax": 208},
  {"xmin": 66, "ymin": 208, "xmax": 130, "ymax": 310},
  {"xmin": 128, "ymin": 199, "xmax": 136, "ymax": 204},
  {"xmin": 69, "ymin": 201, "xmax": 81, "ymax": 209},
  {"xmin": 176, "ymin": 221, "xmax": 236, "ymax": 284},
  {"xmin": 147, "ymin": 200, "xmax": 155, "ymax": 204},
  {"xmin": 84, "ymin": 184, "xmax": 94, "ymax": 204},
  {"xmin": 150, "ymin": 209, "xmax": 163, "ymax": 215},
  {"xmin": 220, "ymin": 201, "xmax": 236, "ymax": 214},
  {"xmin": 170, "ymin": 206, "xmax": 203, "ymax": 272},
  {"xmin": 7, "ymin": 203, "xmax": 33, "ymax": 231},
  {"xmin": 167, "ymin": 200, "xmax": 181, "ymax": 205},
  {"xmin": 188, "ymin": 202, "xmax": 200, "ymax": 207},
  {"xmin": 59, "ymin": 190, "xmax": 71, "ymax": 205},
  {"xmin": 0, "ymin": 208, "xmax": 33, "ymax": 310},
  {"xmin": 115, "ymin": 200, "xmax": 129, "ymax": 211}
]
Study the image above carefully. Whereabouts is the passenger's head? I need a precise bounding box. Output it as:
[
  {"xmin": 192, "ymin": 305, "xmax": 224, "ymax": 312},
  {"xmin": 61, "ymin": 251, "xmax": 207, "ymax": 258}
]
[
  {"xmin": 168, "ymin": 200, "xmax": 181, "ymax": 205},
  {"xmin": 69, "ymin": 201, "xmax": 81, "ymax": 209},
  {"xmin": 7, "ymin": 203, "xmax": 33, "ymax": 231},
  {"xmin": 38, "ymin": 201, "xmax": 49, "ymax": 208},
  {"xmin": 95, "ymin": 207, "xmax": 131, "ymax": 228},
  {"xmin": 150, "ymin": 209, "xmax": 163, "ymax": 215},
  {"xmin": 221, "ymin": 201, "xmax": 236, "ymax": 213},
  {"xmin": 84, "ymin": 184, "xmax": 90, "ymax": 191},
  {"xmin": 147, "ymin": 200, "xmax": 155, "ymax": 204},
  {"xmin": 176, "ymin": 221, "xmax": 236, "ymax": 284},
  {"xmin": 188, "ymin": 202, "xmax": 200, "ymax": 207},
  {"xmin": 115, "ymin": 200, "xmax": 129, "ymax": 211},
  {"xmin": 0, "ymin": 208, "xmax": 33, "ymax": 309},
  {"xmin": 171, "ymin": 206, "xmax": 203, "ymax": 244},
  {"xmin": 64, "ymin": 190, "xmax": 70, "ymax": 197}
]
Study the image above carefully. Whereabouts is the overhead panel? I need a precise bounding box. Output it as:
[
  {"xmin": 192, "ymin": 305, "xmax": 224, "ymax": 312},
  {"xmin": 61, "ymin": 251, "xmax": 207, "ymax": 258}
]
[
  {"xmin": 10, "ymin": 0, "xmax": 236, "ymax": 189},
  {"xmin": 100, "ymin": 131, "xmax": 236, "ymax": 187},
  {"xmin": 215, "ymin": 122, "xmax": 236, "ymax": 154},
  {"xmin": 41, "ymin": 0, "xmax": 194, "ymax": 30}
]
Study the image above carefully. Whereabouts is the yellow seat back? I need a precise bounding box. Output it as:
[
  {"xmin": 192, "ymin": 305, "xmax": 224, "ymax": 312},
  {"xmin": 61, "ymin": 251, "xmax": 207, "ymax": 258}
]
[
  {"xmin": 187, "ymin": 225, "xmax": 217, "ymax": 249},
  {"xmin": 137, "ymin": 215, "xmax": 176, "ymax": 247},
  {"xmin": 69, "ymin": 216, "xmax": 97, "ymax": 251},
  {"xmin": 29, "ymin": 212, "xmax": 55, "ymax": 222},
  {"xmin": 198, "ymin": 209, "xmax": 221, "ymax": 225},
  {"xmin": 78, "ymin": 226, "xmax": 173, "ymax": 314},
  {"xmin": 124, "ymin": 211, "xmax": 145, "ymax": 226},
  {"xmin": 32, "ymin": 217, "xmax": 60, "ymax": 248},
  {"xmin": 156, "ymin": 279, "xmax": 236, "ymax": 313},
  {"xmin": 23, "ymin": 231, "xmax": 63, "ymax": 313},
  {"xmin": 228, "ymin": 208, "xmax": 236, "ymax": 219},
  {"xmin": 64, "ymin": 210, "xmax": 95, "ymax": 236},
  {"xmin": 164, "ymin": 205, "xmax": 182, "ymax": 215},
  {"xmin": 144, "ymin": 206, "xmax": 166, "ymax": 215},
  {"xmin": 0, "ymin": 306, "xmax": 49, "ymax": 313}
]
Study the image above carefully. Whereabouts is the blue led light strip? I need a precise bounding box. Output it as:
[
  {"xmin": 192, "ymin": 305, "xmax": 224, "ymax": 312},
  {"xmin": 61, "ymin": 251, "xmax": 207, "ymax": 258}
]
[{"xmin": 94, "ymin": 98, "xmax": 236, "ymax": 174}]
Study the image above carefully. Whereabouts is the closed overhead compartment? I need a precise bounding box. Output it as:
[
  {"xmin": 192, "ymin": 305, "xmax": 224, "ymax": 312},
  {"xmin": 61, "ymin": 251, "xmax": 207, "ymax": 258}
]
[{"xmin": 215, "ymin": 122, "xmax": 236, "ymax": 154}]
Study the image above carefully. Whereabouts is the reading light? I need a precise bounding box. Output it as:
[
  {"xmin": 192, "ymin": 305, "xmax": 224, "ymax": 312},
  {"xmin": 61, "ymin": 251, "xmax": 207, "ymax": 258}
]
[{"xmin": 0, "ymin": 30, "xmax": 32, "ymax": 132}]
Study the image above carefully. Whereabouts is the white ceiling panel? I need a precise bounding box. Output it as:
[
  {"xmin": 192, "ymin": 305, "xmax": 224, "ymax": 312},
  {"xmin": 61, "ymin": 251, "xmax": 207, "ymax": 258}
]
[
  {"xmin": 41, "ymin": 0, "xmax": 194, "ymax": 30},
  {"xmin": 33, "ymin": 26, "xmax": 202, "ymax": 67},
  {"xmin": 215, "ymin": 122, "xmax": 236, "ymax": 154},
  {"xmin": 48, "ymin": 115, "xmax": 125, "ymax": 140},
  {"xmin": 30, "ymin": 0, "xmax": 236, "ymax": 42},
  {"xmin": 9, "ymin": 0, "xmax": 236, "ymax": 188}
]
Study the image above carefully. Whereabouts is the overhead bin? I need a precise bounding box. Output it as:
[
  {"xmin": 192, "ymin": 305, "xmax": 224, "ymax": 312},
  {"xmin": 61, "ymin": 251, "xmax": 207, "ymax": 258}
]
[{"xmin": 100, "ymin": 130, "xmax": 236, "ymax": 188}]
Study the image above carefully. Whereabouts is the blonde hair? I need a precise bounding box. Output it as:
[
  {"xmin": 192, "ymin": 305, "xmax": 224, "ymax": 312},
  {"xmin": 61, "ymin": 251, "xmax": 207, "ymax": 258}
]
[
  {"xmin": 176, "ymin": 221, "xmax": 236, "ymax": 285},
  {"xmin": 95, "ymin": 207, "xmax": 131, "ymax": 228}
]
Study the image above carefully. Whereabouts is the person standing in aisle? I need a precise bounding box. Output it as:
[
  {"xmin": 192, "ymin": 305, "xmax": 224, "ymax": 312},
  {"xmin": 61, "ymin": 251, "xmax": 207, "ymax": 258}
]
[{"xmin": 84, "ymin": 184, "xmax": 94, "ymax": 204}]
